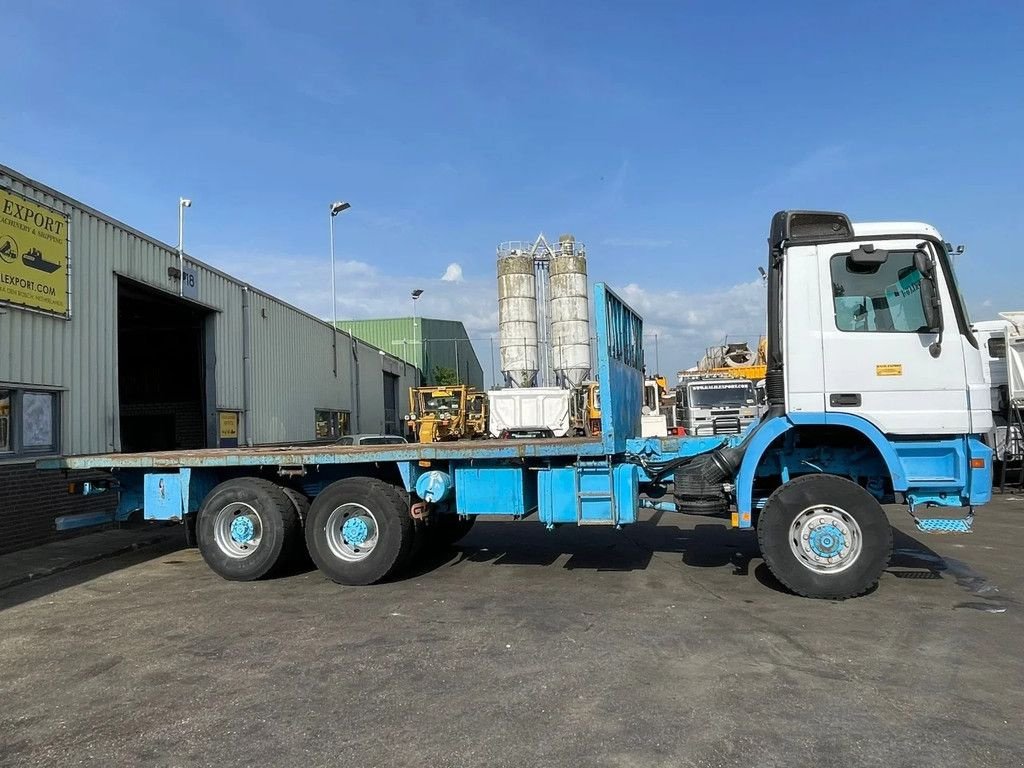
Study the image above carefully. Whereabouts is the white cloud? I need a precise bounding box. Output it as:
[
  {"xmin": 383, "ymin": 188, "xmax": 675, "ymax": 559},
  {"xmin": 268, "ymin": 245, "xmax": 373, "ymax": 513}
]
[
  {"xmin": 612, "ymin": 279, "xmax": 767, "ymax": 377},
  {"xmin": 441, "ymin": 262, "xmax": 464, "ymax": 282}
]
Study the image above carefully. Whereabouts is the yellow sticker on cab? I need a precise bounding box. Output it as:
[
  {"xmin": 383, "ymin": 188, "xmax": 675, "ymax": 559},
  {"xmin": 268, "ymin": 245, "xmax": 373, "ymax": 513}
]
[{"xmin": 876, "ymin": 364, "xmax": 903, "ymax": 377}]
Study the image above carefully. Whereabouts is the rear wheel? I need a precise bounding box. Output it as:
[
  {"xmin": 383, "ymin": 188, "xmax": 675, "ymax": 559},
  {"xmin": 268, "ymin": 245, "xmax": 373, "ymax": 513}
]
[
  {"xmin": 305, "ymin": 478, "xmax": 415, "ymax": 585},
  {"xmin": 196, "ymin": 478, "xmax": 298, "ymax": 581},
  {"xmin": 757, "ymin": 474, "xmax": 892, "ymax": 599}
]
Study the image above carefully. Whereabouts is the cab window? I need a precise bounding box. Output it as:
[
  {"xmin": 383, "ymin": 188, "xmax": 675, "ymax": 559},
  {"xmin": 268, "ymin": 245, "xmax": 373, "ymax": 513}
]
[{"xmin": 831, "ymin": 250, "xmax": 929, "ymax": 333}]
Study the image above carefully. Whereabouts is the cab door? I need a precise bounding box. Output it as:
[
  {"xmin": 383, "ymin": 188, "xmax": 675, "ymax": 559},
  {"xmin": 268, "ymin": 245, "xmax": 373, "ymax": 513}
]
[{"xmin": 818, "ymin": 240, "xmax": 968, "ymax": 435}]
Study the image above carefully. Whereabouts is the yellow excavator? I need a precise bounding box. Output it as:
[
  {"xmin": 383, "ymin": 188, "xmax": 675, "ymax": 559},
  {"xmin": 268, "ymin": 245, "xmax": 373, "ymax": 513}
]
[
  {"xmin": 570, "ymin": 381, "xmax": 602, "ymax": 436},
  {"xmin": 406, "ymin": 385, "xmax": 489, "ymax": 443}
]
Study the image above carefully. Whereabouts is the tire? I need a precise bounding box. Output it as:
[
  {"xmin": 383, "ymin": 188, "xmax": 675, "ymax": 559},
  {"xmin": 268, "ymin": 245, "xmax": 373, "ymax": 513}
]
[
  {"xmin": 280, "ymin": 486, "xmax": 312, "ymax": 566},
  {"xmin": 757, "ymin": 474, "xmax": 892, "ymax": 599},
  {"xmin": 196, "ymin": 478, "xmax": 298, "ymax": 581},
  {"xmin": 305, "ymin": 477, "xmax": 415, "ymax": 586},
  {"xmin": 430, "ymin": 514, "xmax": 476, "ymax": 546}
]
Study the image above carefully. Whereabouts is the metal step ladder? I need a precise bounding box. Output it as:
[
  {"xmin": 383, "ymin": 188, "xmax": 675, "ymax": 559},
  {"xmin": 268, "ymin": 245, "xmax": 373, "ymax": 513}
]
[
  {"xmin": 1000, "ymin": 399, "xmax": 1024, "ymax": 492},
  {"xmin": 573, "ymin": 461, "xmax": 618, "ymax": 526}
]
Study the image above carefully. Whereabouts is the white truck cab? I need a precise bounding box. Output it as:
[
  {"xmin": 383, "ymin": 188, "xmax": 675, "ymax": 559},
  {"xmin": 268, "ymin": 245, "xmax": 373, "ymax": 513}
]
[{"xmin": 778, "ymin": 218, "xmax": 990, "ymax": 437}]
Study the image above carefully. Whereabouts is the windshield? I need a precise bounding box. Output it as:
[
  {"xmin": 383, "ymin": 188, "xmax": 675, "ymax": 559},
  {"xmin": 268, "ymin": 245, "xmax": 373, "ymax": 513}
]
[
  {"xmin": 688, "ymin": 382, "xmax": 755, "ymax": 408},
  {"xmin": 417, "ymin": 393, "xmax": 462, "ymax": 414},
  {"xmin": 359, "ymin": 436, "xmax": 406, "ymax": 445}
]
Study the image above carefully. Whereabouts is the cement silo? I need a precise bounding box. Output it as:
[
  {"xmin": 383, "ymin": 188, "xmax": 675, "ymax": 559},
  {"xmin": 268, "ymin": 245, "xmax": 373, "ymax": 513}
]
[
  {"xmin": 550, "ymin": 234, "xmax": 592, "ymax": 387},
  {"xmin": 497, "ymin": 245, "xmax": 539, "ymax": 387}
]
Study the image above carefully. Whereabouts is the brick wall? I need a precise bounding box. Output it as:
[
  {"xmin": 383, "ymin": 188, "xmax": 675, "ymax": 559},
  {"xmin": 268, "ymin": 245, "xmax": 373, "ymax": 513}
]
[{"xmin": 0, "ymin": 462, "xmax": 118, "ymax": 555}]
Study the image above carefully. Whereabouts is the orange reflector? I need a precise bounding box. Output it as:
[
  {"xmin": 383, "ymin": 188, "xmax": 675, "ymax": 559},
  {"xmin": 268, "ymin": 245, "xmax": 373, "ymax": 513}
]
[
  {"xmin": 730, "ymin": 512, "xmax": 739, "ymax": 528},
  {"xmin": 970, "ymin": 458, "xmax": 986, "ymax": 469},
  {"xmin": 418, "ymin": 460, "xmax": 431, "ymax": 468}
]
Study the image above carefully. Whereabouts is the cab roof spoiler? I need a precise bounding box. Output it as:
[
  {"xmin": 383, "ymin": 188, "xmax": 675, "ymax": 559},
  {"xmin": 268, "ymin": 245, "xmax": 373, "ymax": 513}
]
[{"xmin": 769, "ymin": 210, "xmax": 853, "ymax": 252}]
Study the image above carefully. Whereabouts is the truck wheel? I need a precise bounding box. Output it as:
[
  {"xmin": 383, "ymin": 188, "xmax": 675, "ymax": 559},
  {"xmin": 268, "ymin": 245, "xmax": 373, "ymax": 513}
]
[
  {"xmin": 196, "ymin": 478, "xmax": 298, "ymax": 581},
  {"xmin": 431, "ymin": 514, "xmax": 476, "ymax": 546},
  {"xmin": 757, "ymin": 474, "xmax": 892, "ymax": 599},
  {"xmin": 305, "ymin": 478, "xmax": 414, "ymax": 585},
  {"xmin": 280, "ymin": 486, "xmax": 312, "ymax": 566}
]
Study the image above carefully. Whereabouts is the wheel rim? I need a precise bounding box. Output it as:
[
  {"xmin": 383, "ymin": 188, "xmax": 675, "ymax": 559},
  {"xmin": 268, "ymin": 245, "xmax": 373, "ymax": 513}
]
[
  {"xmin": 325, "ymin": 503, "xmax": 379, "ymax": 562},
  {"xmin": 213, "ymin": 502, "xmax": 263, "ymax": 559},
  {"xmin": 788, "ymin": 504, "xmax": 863, "ymax": 574}
]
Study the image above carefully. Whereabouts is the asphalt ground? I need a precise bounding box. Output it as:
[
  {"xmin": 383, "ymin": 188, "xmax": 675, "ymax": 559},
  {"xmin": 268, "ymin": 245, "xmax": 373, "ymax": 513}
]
[{"xmin": 1, "ymin": 496, "xmax": 1022, "ymax": 767}]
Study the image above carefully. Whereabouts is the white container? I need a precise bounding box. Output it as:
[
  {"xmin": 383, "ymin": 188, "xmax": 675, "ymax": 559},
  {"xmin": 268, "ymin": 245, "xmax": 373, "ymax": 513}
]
[{"xmin": 488, "ymin": 387, "xmax": 571, "ymax": 438}]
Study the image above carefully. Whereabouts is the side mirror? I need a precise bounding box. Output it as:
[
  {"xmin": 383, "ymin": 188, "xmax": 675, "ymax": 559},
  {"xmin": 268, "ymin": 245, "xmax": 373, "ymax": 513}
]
[
  {"xmin": 914, "ymin": 249, "xmax": 934, "ymax": 277},
  {"xmin": 914, "ymin": 249, "xmax": 942, "ymax": 350}
]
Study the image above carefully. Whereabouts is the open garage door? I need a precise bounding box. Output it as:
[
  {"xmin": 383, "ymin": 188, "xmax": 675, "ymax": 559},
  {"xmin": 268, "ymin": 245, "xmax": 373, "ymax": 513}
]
[{"xmin": 117, "ymin": 279, "xmax": 211, "ymax": 452}]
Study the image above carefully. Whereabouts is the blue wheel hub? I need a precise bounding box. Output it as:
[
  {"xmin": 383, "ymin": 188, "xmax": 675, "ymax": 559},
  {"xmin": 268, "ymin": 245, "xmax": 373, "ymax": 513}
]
[
  {"xmin": 230, "ymin": 516, "xmax": 255, "ymax": 544},
  {"xmin": 808, "ymin": 523, "xmax": 845, "ymax": 558},
  {"xmin": 342, "ymin": 517, "xmax": 370, "ymax": 546}
]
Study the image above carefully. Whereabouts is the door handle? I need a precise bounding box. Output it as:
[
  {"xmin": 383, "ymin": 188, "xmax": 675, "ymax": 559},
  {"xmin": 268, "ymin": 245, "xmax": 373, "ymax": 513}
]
[{"xmin": 829, "ymin": 393, "xmax": 861, "ymax": 407}]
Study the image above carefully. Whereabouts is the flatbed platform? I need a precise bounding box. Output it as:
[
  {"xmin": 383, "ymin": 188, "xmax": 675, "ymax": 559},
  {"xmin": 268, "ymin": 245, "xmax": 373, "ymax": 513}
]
[{"xmin": 37, "ymin": 437, "xmax": 607, "ymax": 471}]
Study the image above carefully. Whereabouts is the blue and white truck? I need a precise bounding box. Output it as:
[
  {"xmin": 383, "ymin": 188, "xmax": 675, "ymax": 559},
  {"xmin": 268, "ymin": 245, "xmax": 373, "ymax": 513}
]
[{"xmin": 40, "ymin": 211, "xmax": 993, "ymax": 599}]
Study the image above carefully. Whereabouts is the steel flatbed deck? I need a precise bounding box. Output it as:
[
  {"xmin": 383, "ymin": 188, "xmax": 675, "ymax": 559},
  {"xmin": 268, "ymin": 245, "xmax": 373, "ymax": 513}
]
[{"xmin": 37, "ymin": 437, "xmax": 607, "ymax": 471}]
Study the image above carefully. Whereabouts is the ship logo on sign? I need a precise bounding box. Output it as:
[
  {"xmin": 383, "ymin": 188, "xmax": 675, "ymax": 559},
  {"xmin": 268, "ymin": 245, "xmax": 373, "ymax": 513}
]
[{"xmin": 0, "ymin": 235, "xmax": 16, "ymax": 264}]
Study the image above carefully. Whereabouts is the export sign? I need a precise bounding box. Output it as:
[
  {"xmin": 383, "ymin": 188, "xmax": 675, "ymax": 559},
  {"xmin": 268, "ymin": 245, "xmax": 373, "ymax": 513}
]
[{"xmin": 0, "ymin": 187, "xmax": 70, "ymax": 317}]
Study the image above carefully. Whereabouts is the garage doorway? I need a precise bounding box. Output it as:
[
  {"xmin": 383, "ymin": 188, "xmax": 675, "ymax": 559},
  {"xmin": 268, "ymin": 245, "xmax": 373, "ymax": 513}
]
[
  {"xmin": 117, "ymin": 278, "xmax": 212, "ymax": 452},
  {"xmin": 383, "ymin": 371, "xmax": 400, "ymax": 435}
]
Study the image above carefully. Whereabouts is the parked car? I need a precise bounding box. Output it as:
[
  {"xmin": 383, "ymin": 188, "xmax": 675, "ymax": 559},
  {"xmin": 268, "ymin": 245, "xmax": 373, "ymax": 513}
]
[{"xmin": 336, "ymin": 434, "xmax": 408, "ymax": 446}]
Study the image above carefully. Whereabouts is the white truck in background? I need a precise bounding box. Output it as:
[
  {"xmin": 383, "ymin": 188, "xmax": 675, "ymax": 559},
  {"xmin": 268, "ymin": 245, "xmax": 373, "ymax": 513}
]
[{"xmin": 973, "ymin": 312, "xmax": 1024, "ymax": 462}]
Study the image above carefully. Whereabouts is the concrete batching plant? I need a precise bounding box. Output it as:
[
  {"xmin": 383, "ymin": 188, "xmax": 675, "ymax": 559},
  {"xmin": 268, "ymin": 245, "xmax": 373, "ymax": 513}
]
[{"xmin": 497, "ymin": 234, "xmax": 591, "ymax": 388}]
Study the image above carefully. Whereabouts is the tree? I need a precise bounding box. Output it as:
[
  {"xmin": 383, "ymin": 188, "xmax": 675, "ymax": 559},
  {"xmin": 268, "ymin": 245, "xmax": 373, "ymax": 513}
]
[{"xmin": 432, "ymin": 365, "xmax": 459, "ymax": 386}]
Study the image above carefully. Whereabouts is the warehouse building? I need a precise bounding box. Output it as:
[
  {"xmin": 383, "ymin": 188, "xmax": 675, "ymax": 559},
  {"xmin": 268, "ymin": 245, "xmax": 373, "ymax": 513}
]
[
  {"xmin": 337, "ymin": 317, "xmax": 484, "ymax": 390},
  {"xmin": 0, "ymin": 164, "xmax": 416, "ymax": 553}
]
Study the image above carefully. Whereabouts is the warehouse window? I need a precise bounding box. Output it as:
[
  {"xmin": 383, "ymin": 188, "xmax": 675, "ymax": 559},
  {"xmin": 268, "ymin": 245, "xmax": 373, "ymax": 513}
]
[
  {"xmin": 0, "ymin": 388, "xmax": 59, "ymax": 456},
  {"xmin": 314, "ymin": 409, "xmax": 350, "ymax": 440}
]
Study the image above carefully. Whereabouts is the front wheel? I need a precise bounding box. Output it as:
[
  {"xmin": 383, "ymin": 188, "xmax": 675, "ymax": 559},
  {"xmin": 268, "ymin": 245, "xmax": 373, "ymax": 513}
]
[{"xmin": 757, "ymin": 474, "xmax": 892, "ymax": 599}]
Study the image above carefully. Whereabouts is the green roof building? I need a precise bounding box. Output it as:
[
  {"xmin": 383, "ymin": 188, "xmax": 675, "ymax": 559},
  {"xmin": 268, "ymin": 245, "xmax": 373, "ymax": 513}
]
[{"xmin": 336, "ymin": 317, "xmax": 484, "ymax": 390}]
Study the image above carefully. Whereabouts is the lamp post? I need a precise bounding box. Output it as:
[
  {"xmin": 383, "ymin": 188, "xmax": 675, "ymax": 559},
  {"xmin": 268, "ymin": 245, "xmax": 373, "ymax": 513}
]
[
  {"xmin": 329, "ymin": 201, "xmax": 351, "ymax": 330},
  {"xmin": 411, "ymin": 288, "xmax": 423, "ymax": 322},
  {"xmin": 177, "ymin": 197, "xmax": 191, "ymax": 297},
  {"xmin": 411, "ymin": 289, "xmax": 423, "ymax": 384}
]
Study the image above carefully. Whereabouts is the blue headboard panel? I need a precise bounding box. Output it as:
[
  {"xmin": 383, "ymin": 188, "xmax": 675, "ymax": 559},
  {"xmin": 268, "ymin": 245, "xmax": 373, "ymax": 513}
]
[{"xmin": 593, "ymin": 283, "xmax": 644, "ymax": 454}]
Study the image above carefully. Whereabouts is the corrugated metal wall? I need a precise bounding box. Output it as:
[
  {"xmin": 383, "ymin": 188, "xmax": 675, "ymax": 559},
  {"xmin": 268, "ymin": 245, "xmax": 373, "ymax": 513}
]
[
  {"xmin": 338, "ymin": 317, "xmax": 485, "ymax": 389},
  {"xmin": 1, "ymin": 165, "xmax": 414, "ymax": 454},
  {"xmin": 421, "ymin": 319, "xmax": 484, "ymax": 389},
  {"xmin": 337, "ymin": 318, "xmax": 419, "ymax": 368}
]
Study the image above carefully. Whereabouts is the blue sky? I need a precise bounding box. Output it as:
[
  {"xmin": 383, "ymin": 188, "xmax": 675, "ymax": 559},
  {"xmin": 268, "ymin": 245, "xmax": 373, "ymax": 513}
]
[{"xmin": 3, "ymin": 1, "xmax": 1023, "ymax": 384}]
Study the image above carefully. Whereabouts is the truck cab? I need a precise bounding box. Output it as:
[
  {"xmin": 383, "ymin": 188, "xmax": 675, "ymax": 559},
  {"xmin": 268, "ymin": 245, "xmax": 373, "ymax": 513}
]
[{"xmin": 675, "ymin": 375, "xmax": 758, "ymax": 436}]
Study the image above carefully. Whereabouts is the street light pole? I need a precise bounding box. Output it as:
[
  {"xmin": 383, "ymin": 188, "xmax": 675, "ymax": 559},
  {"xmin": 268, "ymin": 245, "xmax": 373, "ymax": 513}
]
[
  {"xmin": 329, "ymin": 201, "xmax": 351, "ymax": 330},
  {"xmin": 177, "ymin": 197, "xmax": 191, "ymax": 297},
  {"xmin": 411, "ymin": 289, "xmax": 423, "ymax": 385},
  {"xmin": 329, "ymin": 201, "xmax": 351, "ymax": 378}
]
